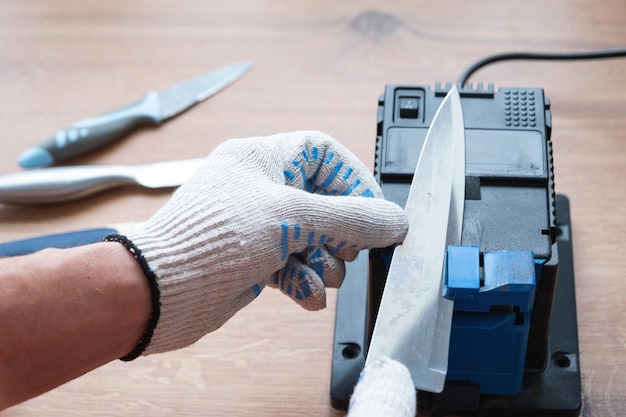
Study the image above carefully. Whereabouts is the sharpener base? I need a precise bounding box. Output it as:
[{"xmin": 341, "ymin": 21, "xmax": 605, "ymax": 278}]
[{"xmin": 329, "ymin": 195, "xmax": 581, "ymax": 416}]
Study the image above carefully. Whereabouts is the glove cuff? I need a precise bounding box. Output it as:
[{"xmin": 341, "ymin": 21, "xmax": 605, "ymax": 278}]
[{"xmin": 104, "ymin": 234, "xmax": 161, "ymax": 361}]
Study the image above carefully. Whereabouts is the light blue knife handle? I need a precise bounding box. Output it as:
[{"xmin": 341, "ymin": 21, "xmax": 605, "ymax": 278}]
[
  {"xmin": 0, "ymin": 227, "xmax": 117, "ymax": 257},
  {"xmin": 19, "ymin": 92, "xmax": 162, "ymax": 168}
]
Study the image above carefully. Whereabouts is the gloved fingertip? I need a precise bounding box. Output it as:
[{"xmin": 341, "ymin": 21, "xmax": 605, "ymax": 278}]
[
  {"xmin": 332, "ymin": 246, "xmax": 360, "ymax": 262},
  {"xmin": 272, "ymin": 257, "xmax": 328, "ymax": 310},
  {"xmin": 347, "ymin": 356, "xmax": 416, "ymax": 417},
  {"xmin": 251, "ymin": 283, "xmax": 263, "ymax": 297},
  {"xmin": 294, "ymin": 277, "xmax": 327, "ymax": 311},
  {"xmin": 295, "ymin": 294, "xmax": 327, "ymax": 311}
]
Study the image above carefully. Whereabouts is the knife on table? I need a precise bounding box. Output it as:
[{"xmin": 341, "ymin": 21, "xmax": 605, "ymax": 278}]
[
  {"xmin": 18, "ymin": 61, "xmax": 251, "ymax": 168},
  {"xmin": 0, "ymin": 223, "xmax": 136, "ymax": 258},
  {"xmin": 366, "ymin": 86, "xmax": 465, "ymax": 393},
  {"xmin": 0, "ymin": 158, "xmax": 204, "ymax": 204}
]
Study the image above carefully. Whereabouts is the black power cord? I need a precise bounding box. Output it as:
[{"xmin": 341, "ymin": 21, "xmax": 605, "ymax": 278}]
[{"xmin": 458, "ymin": 47, "xmax": 626, "ymax": 87}]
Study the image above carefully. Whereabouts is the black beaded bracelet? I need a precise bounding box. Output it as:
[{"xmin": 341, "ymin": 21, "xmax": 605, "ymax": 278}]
[{"xmin": 104, "ymin": 234, "xmax": 161, "ymax": 361}]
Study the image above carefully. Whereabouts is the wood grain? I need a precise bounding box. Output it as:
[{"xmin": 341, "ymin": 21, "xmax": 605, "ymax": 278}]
[{"xmin": 1, "ymin": 1, "xmax": 625, "ymax": 416}]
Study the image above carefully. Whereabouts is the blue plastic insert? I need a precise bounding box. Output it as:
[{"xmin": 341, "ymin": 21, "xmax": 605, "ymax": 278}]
[{"xmin": 443, "ymin": 246, "xmax": 537, "ymax": 395}]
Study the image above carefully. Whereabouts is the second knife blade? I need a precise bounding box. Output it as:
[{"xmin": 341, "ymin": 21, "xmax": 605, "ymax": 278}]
[{"xmin": 0, "ymin": 158, "xmax": 204, "ymax": 204}]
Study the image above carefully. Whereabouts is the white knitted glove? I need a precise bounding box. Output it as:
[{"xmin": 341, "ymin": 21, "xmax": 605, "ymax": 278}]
[
  {"xmin": 348, "ymin": 357, "xmax": 416, "ymax": 417},
  {"xmin": 109, "ymin": 131, "xmax": 408, "ymax": 358}
]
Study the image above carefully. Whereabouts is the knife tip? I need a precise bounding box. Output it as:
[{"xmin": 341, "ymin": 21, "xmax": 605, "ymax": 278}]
[
  {"xmin": 18, "ymin": 147, "xmax": 54, "ymax": 169},
  {"xmin": 230, "ymin": 60, "xmax": 252, "ymax": 71},
  {"xmin": 237, "ymin": 61, "xmax": 253, "ymax": 72}
]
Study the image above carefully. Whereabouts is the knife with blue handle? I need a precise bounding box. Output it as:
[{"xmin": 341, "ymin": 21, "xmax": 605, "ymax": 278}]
[
  {"xmin": 0, "ymin": 223, "xmax": 135, "ymax": 257},
  {"xmin": 18, "ymin": 61, "xmax": 251, "ymax": 168}
]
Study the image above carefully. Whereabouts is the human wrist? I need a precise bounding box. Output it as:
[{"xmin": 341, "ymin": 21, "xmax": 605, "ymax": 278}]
[{"xmin": 103, "ymin": 235, "xmax": 161, "ymax": 360}]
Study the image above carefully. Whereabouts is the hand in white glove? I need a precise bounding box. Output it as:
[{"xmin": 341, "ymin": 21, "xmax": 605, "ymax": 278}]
[
  {"xmin": 347, "ymin": 357, "xmax": 416, "ymax": 417},
  {"xmin": 108, "ymin": 131, "xmax": 408, "ymax": 359}
]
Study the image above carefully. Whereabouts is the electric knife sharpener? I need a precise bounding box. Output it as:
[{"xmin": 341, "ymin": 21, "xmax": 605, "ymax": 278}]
[{"xmin": 330, "ymin": 83, "xmax": 581, "ymax": 416}]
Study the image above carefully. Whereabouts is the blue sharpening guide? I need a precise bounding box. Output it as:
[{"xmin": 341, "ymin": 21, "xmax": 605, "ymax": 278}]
[{"xmin": 444, "ymin": 246, "xmax": 539, "ymax": 395}]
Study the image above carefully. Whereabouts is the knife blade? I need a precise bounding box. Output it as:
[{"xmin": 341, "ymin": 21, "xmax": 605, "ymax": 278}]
[
  {"xmin": 0, "ymin": 223, "xmax": 136, "ymax": 257},
  {"xmin": 0, "ymin": 158, "xmax": 204, "ymax": 204},
  {"xmin": 366, "ymin": 86, "xmax": 465, "ymax": 393},
  {"xmin": 18, "ymin": 61, "xmax": 251, "ymax": 168}
]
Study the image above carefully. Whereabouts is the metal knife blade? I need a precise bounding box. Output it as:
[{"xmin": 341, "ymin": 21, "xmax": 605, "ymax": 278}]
[
  {"xmin": 158, "ymin": 61, "xmax": 251, "ymax": 120},
  {"xmin": 18, "ymin": 61, "xmax": 251, "ymax": 168},
  {"xmin": 366, "ymin": 86, "xmax": 465, "ymax": 393},
  {"xmin": 0, "ymin": 158, "xmax": 204, "ymax": 204}
]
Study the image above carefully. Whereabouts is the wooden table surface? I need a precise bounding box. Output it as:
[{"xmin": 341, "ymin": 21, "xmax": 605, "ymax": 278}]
[{"xmin": 1, "ymin": 1, "xmax": 625, "ymax": 416}]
